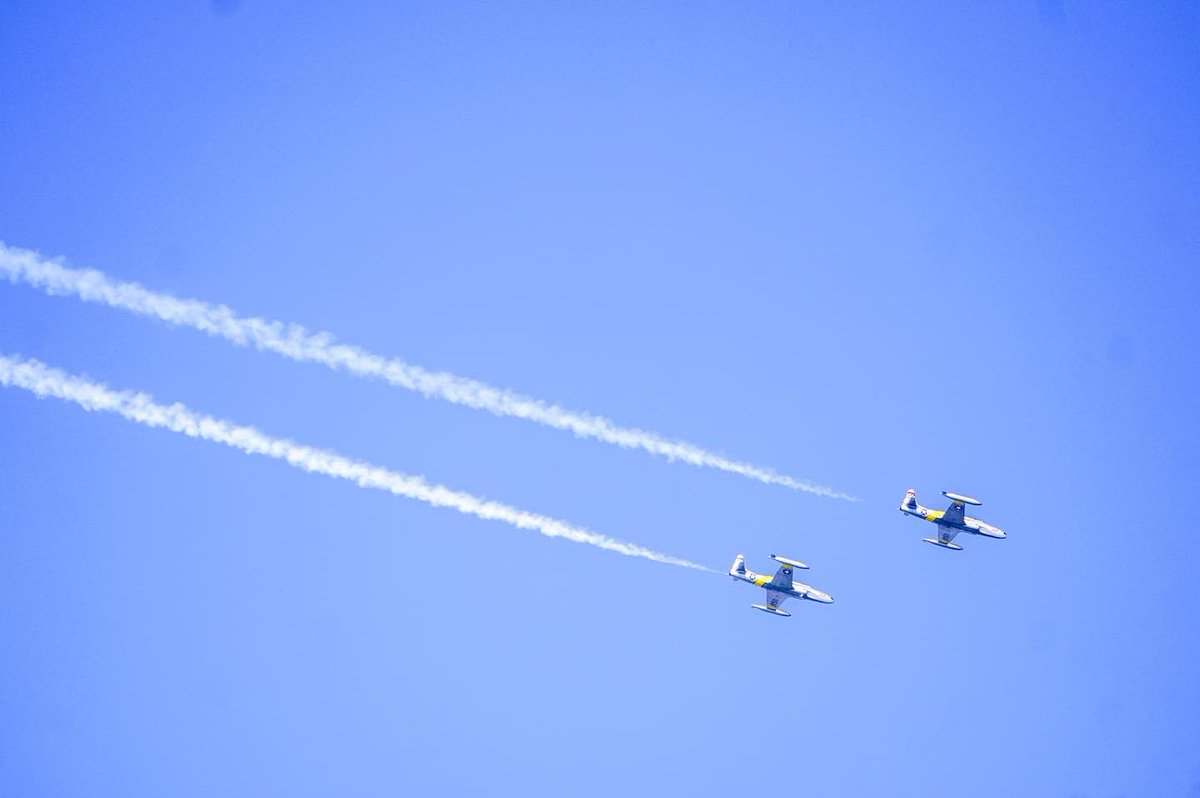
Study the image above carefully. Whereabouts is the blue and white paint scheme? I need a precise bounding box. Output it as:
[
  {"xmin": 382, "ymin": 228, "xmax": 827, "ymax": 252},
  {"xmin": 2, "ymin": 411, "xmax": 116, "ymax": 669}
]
[
  {"xmin": 899, "ymin": 489, "xmax": 1007, "ymax": 551},
  {"xmin": 728, "ymin": 553, "xmax": 834, "ymax": 617}
]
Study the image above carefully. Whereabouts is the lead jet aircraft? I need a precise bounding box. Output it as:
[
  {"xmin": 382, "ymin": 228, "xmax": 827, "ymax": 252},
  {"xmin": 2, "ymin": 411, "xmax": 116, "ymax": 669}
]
[
  {"xmin": 728, "ymin": 554, "xmax": 834, "ymax": 617},
  {"xmin": 899, "ymin": 489, "xmax": 1007, "ymax": 550}
]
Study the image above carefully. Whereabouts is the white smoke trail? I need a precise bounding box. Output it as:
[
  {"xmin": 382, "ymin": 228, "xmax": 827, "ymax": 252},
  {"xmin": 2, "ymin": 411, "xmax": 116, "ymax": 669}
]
[
  {"xmin": 0, "ymin": 242, "xmax": 855, "ymax": 501},
  {"xmin": 0, "ymin": 354, "xmax": 713, "ymax": 572}
]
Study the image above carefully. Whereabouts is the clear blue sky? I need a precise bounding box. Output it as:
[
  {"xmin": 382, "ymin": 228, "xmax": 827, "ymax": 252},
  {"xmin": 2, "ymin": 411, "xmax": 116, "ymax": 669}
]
[{"xmin": 2, "ymin": 2, "xmax": 1198, "ymax": 795}]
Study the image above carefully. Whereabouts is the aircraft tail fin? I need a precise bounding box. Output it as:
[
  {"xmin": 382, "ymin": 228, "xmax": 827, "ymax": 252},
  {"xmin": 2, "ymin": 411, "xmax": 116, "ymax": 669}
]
[
  {"xmin": 729, "ymin": 553, "xmax": 746, "ymax": 577},
  {"xmin": 901, "ymin": 488, "xmax": 919, "ymax": 511}
]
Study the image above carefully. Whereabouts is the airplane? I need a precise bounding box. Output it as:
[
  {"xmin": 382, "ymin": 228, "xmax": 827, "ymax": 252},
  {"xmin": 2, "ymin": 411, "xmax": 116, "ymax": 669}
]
[
  {"xmin": 728, "ymin": 553, "xmax": 834, "ymax": 617},
  {"xmin": 899, "ymin": 489, "xmax": 1007, "ymax": 550}
]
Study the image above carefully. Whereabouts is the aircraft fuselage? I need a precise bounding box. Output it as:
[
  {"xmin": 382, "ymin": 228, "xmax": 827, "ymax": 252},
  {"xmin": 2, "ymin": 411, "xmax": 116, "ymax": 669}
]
[
  {"xmin": 899, "ymin": 503, "xmax": 1007, "ymax": 539},
  {"xmin": 728, "ymin": 568, "xmax": 834, "ymax": 604}
]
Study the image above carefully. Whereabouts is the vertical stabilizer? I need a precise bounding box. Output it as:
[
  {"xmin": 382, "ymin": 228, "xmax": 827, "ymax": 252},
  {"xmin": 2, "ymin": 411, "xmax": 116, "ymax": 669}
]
[{"xmin": 729, "ymin": 553, "xmax": 746, "ymax": 577}]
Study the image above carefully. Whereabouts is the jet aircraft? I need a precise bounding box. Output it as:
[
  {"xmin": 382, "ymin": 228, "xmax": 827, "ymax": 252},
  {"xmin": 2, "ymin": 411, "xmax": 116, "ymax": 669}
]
[
  {"xmin": 728, "ymin": 553, "xmax": 834, "ymax": 617},
  {"xmin": 899, "ymin": 489, "xmax": 1007, "ymax": 550}
]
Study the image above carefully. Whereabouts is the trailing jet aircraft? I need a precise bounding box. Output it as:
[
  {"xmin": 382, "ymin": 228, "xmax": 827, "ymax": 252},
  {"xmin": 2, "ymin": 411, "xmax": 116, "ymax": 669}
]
[
  {"xmin": 728, "ymin": 553, "xmax": 834, "ymax": 617},
  {"xmin": 899, "ymin": 489, "xmax": 1007, "ymax": 550}
]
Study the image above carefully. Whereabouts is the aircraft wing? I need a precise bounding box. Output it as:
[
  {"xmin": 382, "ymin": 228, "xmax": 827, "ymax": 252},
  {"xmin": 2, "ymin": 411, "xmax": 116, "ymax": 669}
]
[
  {"xmin": 941, "ymin": 498, "xmax": 966, "ymax": 526},
  {"xmin": 937, "ymin": 525, "xmax": 961, "ymax": 544},
  {"xmin": 767, "ymin": 563, "xmax": 795, "ymax": 591},
  {"xmin": 764, "ymin": 591, "xmax": 791, "ymax": 611}
]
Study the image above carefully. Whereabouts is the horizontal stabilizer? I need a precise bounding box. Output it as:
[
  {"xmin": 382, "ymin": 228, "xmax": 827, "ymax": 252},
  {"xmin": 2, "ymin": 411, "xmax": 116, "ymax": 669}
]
[
  {"xmin": 923, "ymin": 537, "xmax": 964, "ymax": 551},
  {"xmin": 750, "ymin": 603, "xmax": 792, "ymax": 617},
  {"xmin": 942, "ymin": 491, "xmax": 982, "ymax": 506},
  {"xmin": 769, "ymin": 554, "xmax": 810, "ymax": 570}
]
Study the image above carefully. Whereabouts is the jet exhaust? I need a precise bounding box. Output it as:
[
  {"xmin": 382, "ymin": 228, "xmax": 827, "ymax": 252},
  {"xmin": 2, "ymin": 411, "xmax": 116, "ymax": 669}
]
[
  {"xmin": 0, "ymin": 242, "xmax": 855, "ymax": 500},
  {"xmin": 0, "ymin": 353, "xmax": 715, "ymax": 572}
]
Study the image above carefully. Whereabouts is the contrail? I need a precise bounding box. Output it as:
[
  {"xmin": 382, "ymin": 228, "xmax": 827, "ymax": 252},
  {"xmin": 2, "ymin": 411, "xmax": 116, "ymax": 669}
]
[
  {"xmin": 0, "ymin": 242, "xmax": 855, "ymax": 501},
  {"xmin": 0, "ymin": 354, "xmax": 713, "ymax": 572}
]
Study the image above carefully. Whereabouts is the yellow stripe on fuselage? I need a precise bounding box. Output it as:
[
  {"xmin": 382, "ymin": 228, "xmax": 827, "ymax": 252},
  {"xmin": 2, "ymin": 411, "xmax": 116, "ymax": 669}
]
[
  {"xmin": 753, "ymin": 575, "xmax": 771, "ymax": 587},
  {"xmin": 923, "ymin": 510, "xmax": 945, "ymax": 523}
]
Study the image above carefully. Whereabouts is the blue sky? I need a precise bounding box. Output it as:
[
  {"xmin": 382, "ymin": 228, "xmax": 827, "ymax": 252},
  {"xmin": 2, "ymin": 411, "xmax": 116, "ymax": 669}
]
[{"xmin": 2, "ymin": 2, "xmax": 1198, "ymax": 795}]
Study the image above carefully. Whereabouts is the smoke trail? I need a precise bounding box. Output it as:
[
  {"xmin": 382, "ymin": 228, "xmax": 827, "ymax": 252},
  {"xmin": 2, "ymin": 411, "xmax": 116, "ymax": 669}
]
[
  {"xmin": 0, "ymin": 242, "xmax": 855, "ymax": 501},
  {"xmin": 0, "ymin": 354, "xmax": 713, "ymax": 571}
]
